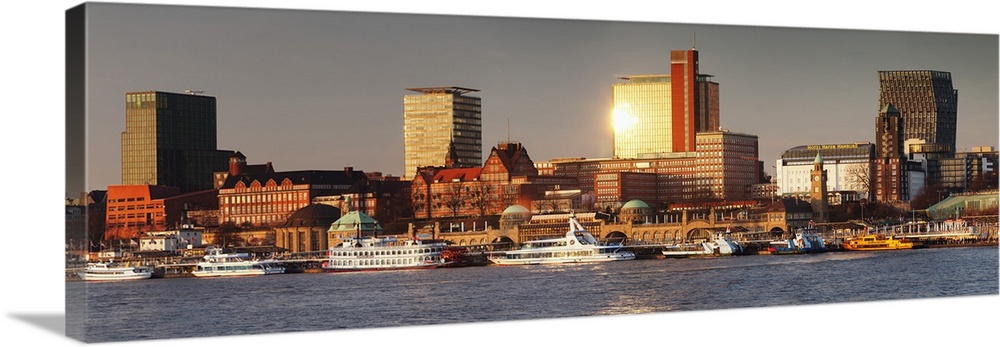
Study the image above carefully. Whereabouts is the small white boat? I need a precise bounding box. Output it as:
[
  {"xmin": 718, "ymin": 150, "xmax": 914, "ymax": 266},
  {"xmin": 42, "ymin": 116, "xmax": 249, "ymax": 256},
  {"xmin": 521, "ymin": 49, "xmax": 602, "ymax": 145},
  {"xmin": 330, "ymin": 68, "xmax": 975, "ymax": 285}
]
[
  {"xmin": 662, "ymin": 232, "xmax": 743, "ymax": 258},
  {"xmin": 323, "ymin": 237, "xmax": 449, "ymax": 272},
  {"xmin": 77, "ymin": 262, "xmax": 153, "ymax": 281},
  {"xmin": 191, "ymin": 246, "xmax": 285, "ymax": 277},
  {"xmin": 489, "ymin": 213, "xmax": 635, "ymax": 265}
]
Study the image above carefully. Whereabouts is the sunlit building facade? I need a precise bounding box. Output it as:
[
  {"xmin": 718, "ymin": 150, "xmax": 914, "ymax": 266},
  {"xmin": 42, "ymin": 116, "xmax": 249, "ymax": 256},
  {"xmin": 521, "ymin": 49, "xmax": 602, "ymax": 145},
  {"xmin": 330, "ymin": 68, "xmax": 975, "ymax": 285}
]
[
  {"xmin": 594, "ymin": 172, "xmax": 658, "ymax": 209},
  {"xmin": 613, "ymin": 74, "xmax": 673, "ymax": 158},
  {"xmin": 541, "ymin": 130, "xmax": 760, "ymax": 208},
  {"xmin": 695, "ymin": 131, "xmax": 759, "ymax": 201},
  {"xmin": 121, "ymin": 91, "xmax": 233, "ymax": 192},
  {"xmin": 217, "ymin": 167, "xmax": 368, "ymax": 227},
  {"xmin": 612, "ymin": 49, "xmax": 719, "ymax": 159},
  {"xmin": 403, "ymin": 87, "xmax": 482, "ymax": 180},
  {"xmin": 104, "ymin": 185, "xmax": 218, "ymax": 240},
  {"xmin": 410, "ymin": 142, "xmax": 578, "ymax": 219}
]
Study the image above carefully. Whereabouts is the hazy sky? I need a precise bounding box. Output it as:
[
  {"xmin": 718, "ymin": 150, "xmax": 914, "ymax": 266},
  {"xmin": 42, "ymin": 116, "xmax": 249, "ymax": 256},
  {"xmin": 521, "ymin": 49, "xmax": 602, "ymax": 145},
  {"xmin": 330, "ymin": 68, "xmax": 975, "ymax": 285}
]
[
  {"xmin": 75, "ymin": 3, "xmax": 998, "ymax": 194},
  {"xmin": 3, "ymin": 1, "xmax": 998, "ymax": 347}
]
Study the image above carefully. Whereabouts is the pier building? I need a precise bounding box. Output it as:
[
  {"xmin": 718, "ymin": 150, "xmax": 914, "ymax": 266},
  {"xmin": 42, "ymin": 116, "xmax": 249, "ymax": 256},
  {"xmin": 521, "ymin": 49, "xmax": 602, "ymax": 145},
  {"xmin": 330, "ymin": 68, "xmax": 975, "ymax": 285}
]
[
  {"xmin": 413, "ymin": 198, "xmax": 814, "ymax": 248},
  {"xmin": 925, "ymin": 190, "xmax": 999, "ymax": 220},
  {"xmin": 274, "ymin": 204, "xmax": 342, "ymax": 253}
]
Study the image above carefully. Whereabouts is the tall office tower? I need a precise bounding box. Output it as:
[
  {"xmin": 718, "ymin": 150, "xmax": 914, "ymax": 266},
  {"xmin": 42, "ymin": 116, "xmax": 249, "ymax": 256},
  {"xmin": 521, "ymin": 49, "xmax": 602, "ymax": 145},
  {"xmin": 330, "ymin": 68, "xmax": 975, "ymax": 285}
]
[
  {"xmin": 696, "ymin": 74, "xmax": 721, "ymax": 133},
  {"xmin": 612, "ymin": 48, "xmax": 718, "ymax": 159},
  {"xmin": 121, "ymin": 90, "xmax": 232, "ymax": 192},
  {"xmin": 403, "ymin": 87, "xmax": 482, "ymax": 180},
  {"xmin": 878, "ymin": 70, "xmax": 958, "ymax": 155},
  {"xmin": 670, "ymin": 49, "xmax": 699, "ymax": 153}
]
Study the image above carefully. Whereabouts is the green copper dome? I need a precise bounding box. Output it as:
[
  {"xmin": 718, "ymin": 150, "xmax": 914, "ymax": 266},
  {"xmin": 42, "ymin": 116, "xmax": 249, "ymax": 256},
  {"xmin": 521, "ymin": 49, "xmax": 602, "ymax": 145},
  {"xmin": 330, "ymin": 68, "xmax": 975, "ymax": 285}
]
[
  {"xmin": 328, "ymin": 211, "xmax": 382, "ymax": 232},
  {"xmin": 621, "ymin": 200, "xmax": 649, "ymax": 210},
  {"xmin": 502, "ymin": 205, "xmax": 530, "ymax": 215}
]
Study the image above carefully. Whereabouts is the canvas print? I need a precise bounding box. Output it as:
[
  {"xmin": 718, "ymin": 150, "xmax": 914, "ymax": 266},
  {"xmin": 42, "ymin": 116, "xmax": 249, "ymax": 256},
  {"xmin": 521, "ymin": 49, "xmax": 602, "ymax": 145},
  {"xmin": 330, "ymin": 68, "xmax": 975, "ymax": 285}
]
[{"xmin": 63, "ymin": 2, "xmax": 998, "ymax": 344}]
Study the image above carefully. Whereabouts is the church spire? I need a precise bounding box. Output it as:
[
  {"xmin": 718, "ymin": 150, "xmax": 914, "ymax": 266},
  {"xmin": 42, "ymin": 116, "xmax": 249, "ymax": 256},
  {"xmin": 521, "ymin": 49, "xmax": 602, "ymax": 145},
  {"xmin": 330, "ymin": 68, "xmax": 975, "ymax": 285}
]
[{"xmin": 444, "ymin": 142, "xmax": 459, "ymax": 169}]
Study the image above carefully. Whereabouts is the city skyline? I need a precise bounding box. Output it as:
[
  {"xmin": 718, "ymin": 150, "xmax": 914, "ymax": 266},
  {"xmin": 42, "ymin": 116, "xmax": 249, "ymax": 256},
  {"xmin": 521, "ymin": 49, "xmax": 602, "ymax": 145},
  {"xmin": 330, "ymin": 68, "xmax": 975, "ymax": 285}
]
[
  {"xmin": 4, "ymin": 2, "xmax": 998, "ymax": 347},
  {"xmin": 71, "ymin": 2, "xmax": 998, "ymax": 196}
]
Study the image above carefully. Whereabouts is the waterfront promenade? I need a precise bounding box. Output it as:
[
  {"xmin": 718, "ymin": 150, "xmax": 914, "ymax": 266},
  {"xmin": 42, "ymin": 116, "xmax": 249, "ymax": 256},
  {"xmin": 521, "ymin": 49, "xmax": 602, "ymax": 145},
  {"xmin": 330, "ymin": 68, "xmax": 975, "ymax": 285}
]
[{"xmin": 65, "ymin": 217, "xmax": 998, "ymax": 280}]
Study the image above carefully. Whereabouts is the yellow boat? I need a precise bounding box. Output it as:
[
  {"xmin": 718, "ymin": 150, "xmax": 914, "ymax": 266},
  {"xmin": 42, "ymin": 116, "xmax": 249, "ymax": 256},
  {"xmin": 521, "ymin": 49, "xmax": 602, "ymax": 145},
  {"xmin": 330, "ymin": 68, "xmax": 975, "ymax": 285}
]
[{"xmin": 842, "ymin": 234, "xmax": 921, "ymax": 251}]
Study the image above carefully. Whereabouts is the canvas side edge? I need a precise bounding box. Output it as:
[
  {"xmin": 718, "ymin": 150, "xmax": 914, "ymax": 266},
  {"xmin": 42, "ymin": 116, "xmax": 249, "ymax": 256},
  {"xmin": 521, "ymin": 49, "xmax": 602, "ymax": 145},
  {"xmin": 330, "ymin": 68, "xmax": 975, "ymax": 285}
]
[{"xmin": 65, "ymin": 2, "xmax": 87, "ymax": 343}]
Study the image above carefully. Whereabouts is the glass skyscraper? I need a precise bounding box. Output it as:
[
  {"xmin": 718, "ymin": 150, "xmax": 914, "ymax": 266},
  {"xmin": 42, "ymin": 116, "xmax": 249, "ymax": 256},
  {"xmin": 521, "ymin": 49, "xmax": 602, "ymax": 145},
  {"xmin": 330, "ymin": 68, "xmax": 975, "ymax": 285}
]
[
  {"xmin": 613, "ymin": 74, "xmax": 674, "ymax": 158},
  {"xmin": 612, "ymin": 49, "xmax": 718, "ymax": 159},
  {"xmin": 403, "ymin": 87, "xmax": 482, "ymax": 180},
  {"xmin": 121, "ymin": 90, "xmax": 231, "ymax": 192},
  {"xmin": 878, "ymin": 70, "xmax": 958, "ymax": 155}
]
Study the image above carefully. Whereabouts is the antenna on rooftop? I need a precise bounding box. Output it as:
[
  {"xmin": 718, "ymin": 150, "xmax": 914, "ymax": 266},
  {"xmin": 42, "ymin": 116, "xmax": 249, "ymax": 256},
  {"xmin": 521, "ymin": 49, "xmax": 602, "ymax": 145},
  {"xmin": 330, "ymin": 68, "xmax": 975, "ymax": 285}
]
[
  {"xmin": 693, "ymin": 31, "xmax": 696, "ymax": 50},
  {"xmin": 184, "ymin": 89, "xmax": 205, "ymax": 95},
  {"xmin": 506, "ymin": 118, "xmax": 511, "ymax": 143}
]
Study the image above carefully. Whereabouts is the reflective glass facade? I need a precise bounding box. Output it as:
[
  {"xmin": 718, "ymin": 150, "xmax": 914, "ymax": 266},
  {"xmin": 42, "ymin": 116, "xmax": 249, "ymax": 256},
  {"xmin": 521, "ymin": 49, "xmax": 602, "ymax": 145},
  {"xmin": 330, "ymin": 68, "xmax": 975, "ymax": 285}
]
[
  {"xmin": 612, "ymin": 49, "xmax": 717, "ymax": 159},
  {"xmin": 121, "ymin": 91, "xmax": 228, "ymax": 192},
  {"xmin": 612, "ymin": 75, "xmax": 673, "ymax": 158},
  {"xmin": 403, "ymin": 87, "xmax": 482, "ymax": 180}
]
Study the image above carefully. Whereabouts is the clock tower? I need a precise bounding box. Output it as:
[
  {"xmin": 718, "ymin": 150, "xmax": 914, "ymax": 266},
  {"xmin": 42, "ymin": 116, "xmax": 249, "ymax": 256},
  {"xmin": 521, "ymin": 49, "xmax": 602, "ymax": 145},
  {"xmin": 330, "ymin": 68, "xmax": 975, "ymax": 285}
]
[{"xmin": 810, "ymin": 152, "xmax": 829, "ymax": 223}]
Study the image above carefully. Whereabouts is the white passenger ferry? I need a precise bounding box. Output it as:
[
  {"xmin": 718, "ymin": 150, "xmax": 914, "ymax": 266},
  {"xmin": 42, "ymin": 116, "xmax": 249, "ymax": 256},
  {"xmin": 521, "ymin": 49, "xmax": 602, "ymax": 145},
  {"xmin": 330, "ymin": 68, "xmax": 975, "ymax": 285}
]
[
  {"xmin": 191, "ymin": 246, "xmax": 285, "ymax": 277},
  {"xmin": 489, "ymin": 214, "xmax": 635, "ymax": 265},
  {"xmin": 77, "ymin": 262, "xmax": 153, "ymax": 281},
  {"xmin": 662, "ymin": 231, "xmax": 743, "ymax": 258},
  {"xmin": 323, "ymin": 236, "xmax": 449, "ymax": 272}
]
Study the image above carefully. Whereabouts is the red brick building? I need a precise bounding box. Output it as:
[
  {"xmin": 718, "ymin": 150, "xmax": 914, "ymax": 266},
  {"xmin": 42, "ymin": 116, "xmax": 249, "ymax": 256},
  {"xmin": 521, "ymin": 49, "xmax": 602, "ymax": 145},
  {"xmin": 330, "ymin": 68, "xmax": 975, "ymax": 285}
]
[
  {"xmin": 595, "ymin": 171, "xmax": 658, "ymax": 209},
  {"xmin": 218, "ymin": 168, "xmax": 368, "ymax": 227},
  {"xmin": 411, "ymin": 142, "xmax": 577, "ymax": 219},
  {"xmin": 314, "ymin": 174, "xmax": 412, "ymax": 225},
  {"xmin": 104, "ymin": 185, "xmax": 218, "ymax": 240},
  {"xmin": 538, "ymin": 130, "xmax": 760, "ymax": 209}
]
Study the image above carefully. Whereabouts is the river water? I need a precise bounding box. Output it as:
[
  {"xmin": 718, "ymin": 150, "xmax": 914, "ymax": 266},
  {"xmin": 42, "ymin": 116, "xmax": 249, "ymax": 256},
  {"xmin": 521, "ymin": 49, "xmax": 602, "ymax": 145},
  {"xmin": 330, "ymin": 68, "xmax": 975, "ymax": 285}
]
[{"xmin": 68, "ymin": 246, "xmax": 998, "ymax": 343}]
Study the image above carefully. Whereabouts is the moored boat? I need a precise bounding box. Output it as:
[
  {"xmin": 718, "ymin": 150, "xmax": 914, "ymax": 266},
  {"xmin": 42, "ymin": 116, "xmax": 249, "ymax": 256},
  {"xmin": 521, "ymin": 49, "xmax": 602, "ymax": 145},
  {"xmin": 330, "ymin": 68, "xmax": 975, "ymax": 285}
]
[
  {"xmin": 439, "ymin": 246, "xmax": 490, "ymax": 268},
  {"xmin": 77, "ymin": 262, "xmax": 153, "ymax": 281},
  {"xmin": 842, "ymin": 234, "xmax": 921, "ymax": 251},
  {"xmin": 191, "ymin": 246, "xmax": 285, "ymax": 277},
  {"xmin": 322, "ymin": 236, "xmax": 449, "ymax": 272},
  {"xmin": 489, "ymin": 213, "xmax": 635, "ymax": 265},
  {"xmin": 767, "ymin": 227, "xmax": 826, "ymax": 255},
  {"xmin": 662, "ymin": 232, "xmax": 743, "ymax": 258}
]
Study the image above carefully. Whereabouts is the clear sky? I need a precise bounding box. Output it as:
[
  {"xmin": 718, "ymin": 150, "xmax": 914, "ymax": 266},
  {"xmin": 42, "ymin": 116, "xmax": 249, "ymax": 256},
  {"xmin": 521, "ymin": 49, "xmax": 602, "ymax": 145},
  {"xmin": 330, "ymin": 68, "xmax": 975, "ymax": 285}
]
[{"xmin": 73, "ymin": 1, "xmax": 997, "ymax": 194}]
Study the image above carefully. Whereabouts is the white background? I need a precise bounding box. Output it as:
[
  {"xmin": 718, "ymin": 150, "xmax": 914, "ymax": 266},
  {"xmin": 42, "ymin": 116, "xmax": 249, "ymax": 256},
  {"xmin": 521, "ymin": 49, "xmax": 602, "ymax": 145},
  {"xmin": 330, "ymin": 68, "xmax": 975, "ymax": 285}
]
[{"xmin": 1, "ymin": 1, "xmax": 997, "ymax": 346}]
